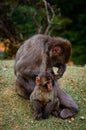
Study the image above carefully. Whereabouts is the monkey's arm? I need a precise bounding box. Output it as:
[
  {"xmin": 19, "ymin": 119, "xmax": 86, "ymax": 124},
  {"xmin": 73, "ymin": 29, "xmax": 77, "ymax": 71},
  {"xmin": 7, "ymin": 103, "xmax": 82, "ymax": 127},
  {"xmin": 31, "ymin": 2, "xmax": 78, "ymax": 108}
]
[
  {"xmin": 51, "ymin": 63, "xmax": 66, "ymax": 80},
  {"xmin": 20, "ymin": 68, "xmax": 40, "ymax": 78},
  {"xmin": 57, "ymin": 85, "xmax": 79, "ymax": 119}
]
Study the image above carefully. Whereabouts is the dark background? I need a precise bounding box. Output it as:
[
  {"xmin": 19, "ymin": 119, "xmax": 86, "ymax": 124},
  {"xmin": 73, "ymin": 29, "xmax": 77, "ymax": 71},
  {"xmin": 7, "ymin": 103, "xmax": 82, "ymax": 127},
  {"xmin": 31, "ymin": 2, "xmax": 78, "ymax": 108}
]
[{"xmin": 0, "ymin": 0, "xmax": 86, "ymax": 65}]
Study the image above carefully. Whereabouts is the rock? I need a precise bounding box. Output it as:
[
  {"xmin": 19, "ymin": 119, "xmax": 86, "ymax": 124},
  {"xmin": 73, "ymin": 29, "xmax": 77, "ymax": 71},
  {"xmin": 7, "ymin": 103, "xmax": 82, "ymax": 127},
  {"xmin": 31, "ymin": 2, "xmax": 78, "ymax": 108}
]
[{"xmin": 80, "ymin": 116, "xmax": 85, "ymax": 120}]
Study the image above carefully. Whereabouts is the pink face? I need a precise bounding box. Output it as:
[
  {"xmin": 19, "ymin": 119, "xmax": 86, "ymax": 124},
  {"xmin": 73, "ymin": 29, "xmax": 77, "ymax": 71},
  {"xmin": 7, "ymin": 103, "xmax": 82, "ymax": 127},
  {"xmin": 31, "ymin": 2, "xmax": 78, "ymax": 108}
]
[
  {"xmin": 47, "ymin": 80, "xmax": 53, "ymax": 91},
  {"xmin": 52, "ymin": 46, "xmax": 61, "ymax": 56},
  {"xmin": 36, "ymin": 77, "xmax": 53, "ymax": 91}
]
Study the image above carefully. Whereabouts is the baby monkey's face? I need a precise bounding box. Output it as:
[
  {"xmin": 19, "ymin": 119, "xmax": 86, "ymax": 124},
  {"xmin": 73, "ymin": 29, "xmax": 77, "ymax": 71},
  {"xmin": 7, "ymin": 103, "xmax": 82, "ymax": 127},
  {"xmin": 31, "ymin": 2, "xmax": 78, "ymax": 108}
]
[
  {"xmin": 40, "ymin": 76, "xmax": 50, "ymax": 87},
  {"xmin": 36, "ymin": 72, "xmax": 54, "ymax": 91}
]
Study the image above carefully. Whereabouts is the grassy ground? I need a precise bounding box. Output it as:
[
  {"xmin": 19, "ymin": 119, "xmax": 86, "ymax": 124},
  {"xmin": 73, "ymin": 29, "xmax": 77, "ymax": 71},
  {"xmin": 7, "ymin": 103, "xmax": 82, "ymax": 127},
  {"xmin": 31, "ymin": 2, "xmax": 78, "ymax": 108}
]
[{"xmin": 0, "ymin": 60, "xmax": 86, "ymax": 130}]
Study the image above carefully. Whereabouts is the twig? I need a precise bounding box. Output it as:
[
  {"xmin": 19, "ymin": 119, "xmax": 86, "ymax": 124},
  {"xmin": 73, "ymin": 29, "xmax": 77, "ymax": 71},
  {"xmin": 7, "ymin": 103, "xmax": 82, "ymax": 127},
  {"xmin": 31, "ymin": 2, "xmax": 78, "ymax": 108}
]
[{"xmin": 42, "ymin": 0, "xmax": 55, "ymax": 34}]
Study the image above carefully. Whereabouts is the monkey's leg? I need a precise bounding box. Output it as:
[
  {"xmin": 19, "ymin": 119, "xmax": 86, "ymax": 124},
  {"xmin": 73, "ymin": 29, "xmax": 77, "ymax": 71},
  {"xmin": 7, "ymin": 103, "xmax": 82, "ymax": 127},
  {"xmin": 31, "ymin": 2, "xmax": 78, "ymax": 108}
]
[
  {"xmin": 56, "ymin": 82, "xmax": 79, "ymax": 119},
  {"xmin": 31, "ymin": 100, "xmax": 43, "ymax": 120},
  {"xmin": 51, "ymin": 99, "xmax": 60, "ymax": 117},
  {"xmin": 16, "ymin": 75, "xmax": 35, "ymax": 99},
  {"xmin": 16, "ymin": 84, "xmax": 29, "ymax": 99},
  {"xmin": 43, "ymin": 100, "xmax": 58, "ymax": 119}
]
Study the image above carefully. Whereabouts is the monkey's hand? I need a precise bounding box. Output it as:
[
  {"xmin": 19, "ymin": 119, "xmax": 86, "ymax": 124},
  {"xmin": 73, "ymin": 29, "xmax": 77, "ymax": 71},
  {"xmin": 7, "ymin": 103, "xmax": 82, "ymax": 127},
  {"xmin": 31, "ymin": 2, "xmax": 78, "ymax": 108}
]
[
  {"xmin": 51, "ymin": 63, "xmax": 66, "ymax": 80},
  {"xmin": 34, "ymin": 112, "xmax": 43, "ymax": 120},
  {"xmin": 57, "ymin": 64, "xmax": 66, "ymax": 79}
]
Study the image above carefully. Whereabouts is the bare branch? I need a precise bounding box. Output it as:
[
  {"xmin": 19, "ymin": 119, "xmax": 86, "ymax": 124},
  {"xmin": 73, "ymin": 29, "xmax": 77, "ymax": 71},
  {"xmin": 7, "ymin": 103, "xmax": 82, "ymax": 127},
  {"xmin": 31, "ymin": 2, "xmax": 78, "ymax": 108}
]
[
  {"xmin": 43, "ymin": 0, "xmax": 50, "ymax": 24},
  {"xmin": 42, "ymin": 0, "xmax": 55, "ymax": 34},
  {"xmin": 32, "ymin": 13, "xmax": 42, "ymax": 33},
  {"xmin": 7, "ymin": 3, "xmax": 20, "ymax": 17}
]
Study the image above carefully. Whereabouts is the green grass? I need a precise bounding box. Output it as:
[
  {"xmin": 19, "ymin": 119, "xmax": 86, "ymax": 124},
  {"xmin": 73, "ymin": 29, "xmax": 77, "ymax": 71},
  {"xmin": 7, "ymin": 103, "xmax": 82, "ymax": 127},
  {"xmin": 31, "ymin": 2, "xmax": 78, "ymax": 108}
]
[{"xmin": 0, "ymin": 60, "xmax": 86, "ymax": 130}]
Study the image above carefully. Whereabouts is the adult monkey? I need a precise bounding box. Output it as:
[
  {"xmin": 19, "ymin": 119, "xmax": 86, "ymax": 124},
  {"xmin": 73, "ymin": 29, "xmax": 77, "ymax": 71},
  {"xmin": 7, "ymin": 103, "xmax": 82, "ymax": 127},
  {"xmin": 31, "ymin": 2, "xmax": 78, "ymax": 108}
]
[{"xmin": 14, "ymin": 34, "xmax": 78, "ymax": 119}]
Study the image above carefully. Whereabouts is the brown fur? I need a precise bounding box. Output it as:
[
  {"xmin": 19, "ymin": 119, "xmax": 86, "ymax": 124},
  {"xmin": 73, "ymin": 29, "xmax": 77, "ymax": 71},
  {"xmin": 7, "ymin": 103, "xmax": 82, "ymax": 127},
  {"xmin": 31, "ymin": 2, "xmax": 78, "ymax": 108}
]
[
  {"xmin": 30, "ymin": 72, "xmax": 59, "ymax": 120},
  {"xmin": 14, "ymin": 34, "xmax": 78, "ymax": 119}
]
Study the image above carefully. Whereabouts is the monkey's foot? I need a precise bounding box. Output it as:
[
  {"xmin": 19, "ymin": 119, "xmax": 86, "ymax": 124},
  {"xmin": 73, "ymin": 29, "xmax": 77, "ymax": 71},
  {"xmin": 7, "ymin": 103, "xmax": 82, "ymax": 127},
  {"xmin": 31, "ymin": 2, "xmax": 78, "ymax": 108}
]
[
  {"xmin": 34, "ymin": 113, "xmax": 43, "ymax": 120},
  {"xmin": 59, "ymin": 108, "xmax": 76, "ymax": 119},
  {"xmin": 51, "ymin": 110, "xmax": 59, "ymax": 117}
]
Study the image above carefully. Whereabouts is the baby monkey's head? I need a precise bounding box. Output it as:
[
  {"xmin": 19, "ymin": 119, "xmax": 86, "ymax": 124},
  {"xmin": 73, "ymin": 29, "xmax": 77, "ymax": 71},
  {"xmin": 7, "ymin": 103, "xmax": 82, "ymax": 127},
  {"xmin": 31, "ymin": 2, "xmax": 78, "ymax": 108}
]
[{"xmin": 36, "ymin": 72, "xmax": 54, "ymax": 91}]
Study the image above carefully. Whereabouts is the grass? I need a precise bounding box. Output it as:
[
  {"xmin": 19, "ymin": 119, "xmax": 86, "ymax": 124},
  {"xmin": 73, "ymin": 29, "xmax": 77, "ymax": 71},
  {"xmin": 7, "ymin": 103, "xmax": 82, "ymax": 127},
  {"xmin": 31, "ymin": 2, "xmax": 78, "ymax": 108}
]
[{"xmin": 0, "ymin": 60, "xmax": 86, "ymax": 130}]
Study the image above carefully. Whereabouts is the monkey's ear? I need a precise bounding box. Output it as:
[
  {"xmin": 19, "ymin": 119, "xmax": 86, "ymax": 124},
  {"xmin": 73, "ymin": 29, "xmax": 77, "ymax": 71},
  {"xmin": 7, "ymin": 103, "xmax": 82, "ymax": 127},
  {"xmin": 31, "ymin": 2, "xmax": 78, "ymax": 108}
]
[{"xmin": 36, "ymin": 77, "xmax": 40, "ymax": 86}]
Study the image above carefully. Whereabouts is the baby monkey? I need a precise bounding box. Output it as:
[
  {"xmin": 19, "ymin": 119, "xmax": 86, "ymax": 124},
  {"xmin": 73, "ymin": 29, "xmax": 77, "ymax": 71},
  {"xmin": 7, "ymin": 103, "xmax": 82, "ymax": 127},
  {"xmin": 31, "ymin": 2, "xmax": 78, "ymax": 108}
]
[{"xmin": 30, "ymin": 71, "xmax": 59, "ymax": 120}]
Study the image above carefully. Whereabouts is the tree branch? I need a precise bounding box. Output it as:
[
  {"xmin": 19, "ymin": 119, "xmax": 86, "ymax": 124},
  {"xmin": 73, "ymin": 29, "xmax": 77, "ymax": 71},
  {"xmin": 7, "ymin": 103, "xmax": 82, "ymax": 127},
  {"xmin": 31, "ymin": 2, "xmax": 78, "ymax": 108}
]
[
  {"xmin": 32, "ymin": 13, "xmax": 42, "ymax": 33},
  {"xmin": 42, "ymin": 0, "xmax": 55, "ymax": 34}
]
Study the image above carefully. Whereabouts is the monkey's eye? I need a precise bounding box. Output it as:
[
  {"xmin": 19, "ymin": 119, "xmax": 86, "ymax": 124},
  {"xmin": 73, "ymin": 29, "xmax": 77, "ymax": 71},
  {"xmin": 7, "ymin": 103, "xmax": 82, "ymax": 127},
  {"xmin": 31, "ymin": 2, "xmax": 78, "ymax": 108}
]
[
  {"xmin": 42, "ymin": 81, "xmax": 49, "ymax": 88},
  {"xmin": 43, "ymin": 81, "xmax": 50, "ymax": 88}
]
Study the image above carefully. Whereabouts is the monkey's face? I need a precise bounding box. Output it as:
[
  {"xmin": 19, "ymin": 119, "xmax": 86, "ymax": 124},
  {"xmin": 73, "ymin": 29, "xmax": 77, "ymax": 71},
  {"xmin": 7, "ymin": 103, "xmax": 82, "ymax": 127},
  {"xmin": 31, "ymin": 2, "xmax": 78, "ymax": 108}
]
[
  {"xmin": 40, "ymin": 78, "xmax": 52, "ymax": 91},
  {"xmin": 49, "ymin": 46, "xmax": 62, "ymax": 58},
  {"xmin": 49, "ymin": 45, "xmax": 65, "ymax": 64},
  {"xmin": 36, "ymin": 72, "xmax": 54, "ymax": 91}
]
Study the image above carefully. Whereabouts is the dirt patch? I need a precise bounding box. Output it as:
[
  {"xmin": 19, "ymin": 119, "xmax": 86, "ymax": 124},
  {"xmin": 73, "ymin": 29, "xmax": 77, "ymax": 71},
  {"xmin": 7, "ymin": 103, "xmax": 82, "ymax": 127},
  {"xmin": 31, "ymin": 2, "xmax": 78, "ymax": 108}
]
[{"xmin": 3, "ymin": 87, "xmax": 13, "ymax": 96}]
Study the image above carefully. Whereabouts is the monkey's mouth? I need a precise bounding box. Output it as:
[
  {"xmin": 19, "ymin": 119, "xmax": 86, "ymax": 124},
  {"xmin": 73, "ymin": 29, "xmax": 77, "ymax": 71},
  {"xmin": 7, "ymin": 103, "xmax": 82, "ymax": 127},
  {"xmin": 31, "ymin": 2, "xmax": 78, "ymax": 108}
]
[
  {"xmin": 40, "ymin": 84, "xmax": 47, "ymax": 89},
  {"xmin": 42, "ymin": 83, "xmax": 48, "ymax": 88}
]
